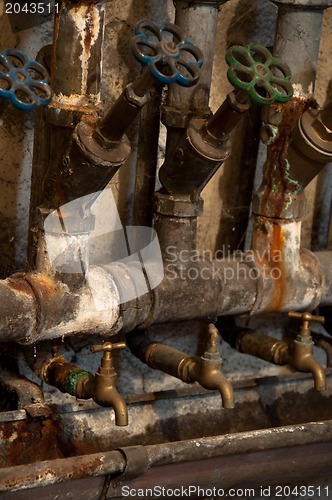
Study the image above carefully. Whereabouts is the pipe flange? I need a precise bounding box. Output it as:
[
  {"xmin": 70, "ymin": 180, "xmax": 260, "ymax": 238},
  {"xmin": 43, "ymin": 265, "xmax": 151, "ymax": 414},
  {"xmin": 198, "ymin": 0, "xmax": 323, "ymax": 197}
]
[
  {"xmin": 125, "ymin": 83, "xmax": 150, "ymax": 107},
  {"xmin": 75, "ymin": 121, "xmax": 131, "ymax": 167},
  {"xmin": 187, "ymin": 117, "xmax": 231, "ymax": 161},
  {"xmin": 154, "ymin": 191, "xmax": 204, "ymax": 217},
  {"xmin": 161, "ymin": 106, "xmax": 193, "ymax": 129}
]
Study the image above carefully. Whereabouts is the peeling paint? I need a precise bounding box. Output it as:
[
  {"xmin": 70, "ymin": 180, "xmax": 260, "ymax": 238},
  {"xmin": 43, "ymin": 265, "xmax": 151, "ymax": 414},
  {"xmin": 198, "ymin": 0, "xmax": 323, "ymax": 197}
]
[
  {"xmin": 292, "ymin": 82, "xmax": 314, "ymax": 99},
  {"xmin": 70, "ymin": 5, "xmax": 101, "ymax": 97},
  {"xmin": 52, "ymin": 92, "xmax": 100, "ymax": 108}
]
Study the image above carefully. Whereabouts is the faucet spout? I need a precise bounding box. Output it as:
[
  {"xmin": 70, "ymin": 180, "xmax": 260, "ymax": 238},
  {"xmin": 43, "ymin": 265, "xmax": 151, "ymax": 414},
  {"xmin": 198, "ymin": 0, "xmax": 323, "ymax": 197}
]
[
  {"xmin": 301, "ymin": 356, "xmax": 327, "ymax": 392},
  {"xmin": 83, "ymin": 342, "xmax": 128, "ymax": 426},
  {"xmin": 192, "ymin": 324, "xmax": 235, "ymax": 409},
  {"xmin": 88, "ymin": 373, "xmax": 128, "ymax": 426},
  {"xmin": 285, "ymin": 312, "xmax": 327, "ymax": 391},
  {"xmin": 196, "ymin": 363, "xmax": 235, "ymax": 409},
  {"xmin": 285, "ymin": 339, "xmax": 327, "ymax": 392}
]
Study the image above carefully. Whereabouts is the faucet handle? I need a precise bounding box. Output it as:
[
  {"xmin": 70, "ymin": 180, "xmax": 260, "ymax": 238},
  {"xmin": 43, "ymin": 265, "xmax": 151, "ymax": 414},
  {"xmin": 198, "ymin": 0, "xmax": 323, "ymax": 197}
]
[
  {"xmin": 131, "ymin": 19, "xmax": 204, "ymax": 87},
  {"xmin": 288, "ymin": 311, "xmax": 325, "ymax": 336},
  {"xmin": 90, "ymin": 342, "xmax": 126, "ymax": 353},
  {"xmin": 225, "ymin": 44, "xmax": 293, "ymax": 106},
  {"xmin": 0, "ymin": 48, "xmax": 51, "ymax": 110}
]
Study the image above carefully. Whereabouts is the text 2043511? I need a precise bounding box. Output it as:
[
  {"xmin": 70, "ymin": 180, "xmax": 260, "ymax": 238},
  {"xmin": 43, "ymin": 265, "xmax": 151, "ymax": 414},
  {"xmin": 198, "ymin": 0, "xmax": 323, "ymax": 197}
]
[{"xmin": 5, "ymin": 3, "xmax": 59, "ymax": 14}]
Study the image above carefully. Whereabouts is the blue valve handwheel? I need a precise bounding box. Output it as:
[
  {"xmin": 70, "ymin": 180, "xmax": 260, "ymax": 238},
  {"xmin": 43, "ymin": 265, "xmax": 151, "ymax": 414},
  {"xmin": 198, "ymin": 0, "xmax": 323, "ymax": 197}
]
[
  {"xmin": 131, "ymin": 19, "xmax": 204, "ymax": 87},
  {"xmin": 225, "ymin": 44, "xmax": 293, "ymax": 106},
  {"xmin": 0, "ymin": 48, "xmax": 51, "ymax": 111}
]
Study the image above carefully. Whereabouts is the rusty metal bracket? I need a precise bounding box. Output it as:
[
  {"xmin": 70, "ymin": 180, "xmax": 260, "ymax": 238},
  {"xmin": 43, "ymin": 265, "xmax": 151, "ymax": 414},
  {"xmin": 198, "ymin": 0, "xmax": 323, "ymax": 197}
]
[{"xmin": 104, "ymin": 445, "xmax": 149, "ymax": 498}]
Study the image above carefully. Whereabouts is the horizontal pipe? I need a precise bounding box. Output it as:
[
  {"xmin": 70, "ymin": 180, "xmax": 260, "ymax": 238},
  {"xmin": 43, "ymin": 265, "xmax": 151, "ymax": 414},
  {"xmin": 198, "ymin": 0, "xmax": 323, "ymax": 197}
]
[
  {"xmin": 1, "ymin": 420, "xmax": 332, "ymax": 492},
  {"xmin": 0, "ymin": 250, "xmax": 330, "ymax": 343},
  {"xmin": 0, "ymin": 450, "xmax": 126, "ymax": 493},
  {"xmin": 317, "ymin": 251, "xmax": 332, "ymax": 305},
  {"xmin": 0, "ymin": 251, "xmax": 332, "ymax": 344}
]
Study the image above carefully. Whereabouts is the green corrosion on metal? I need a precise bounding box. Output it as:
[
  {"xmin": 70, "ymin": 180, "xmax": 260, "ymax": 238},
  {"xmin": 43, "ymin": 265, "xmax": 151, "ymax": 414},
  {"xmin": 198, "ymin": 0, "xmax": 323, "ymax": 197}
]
[
  {"xmin": 284, "ymin": 159, "xmax": 301, "ymax": 193},
  {"xmin": 64, "ymin": 369, "xmax": 92, "ymax": 396}
]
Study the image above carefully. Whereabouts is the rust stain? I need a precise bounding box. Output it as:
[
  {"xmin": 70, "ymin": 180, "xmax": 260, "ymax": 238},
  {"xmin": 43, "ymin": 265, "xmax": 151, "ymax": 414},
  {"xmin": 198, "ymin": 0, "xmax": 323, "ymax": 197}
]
[
  {"xmin": 84, "ymin": 6, "xmax": 93, "ymax": 52},
  {"xmin": 7, "ymin": 277, "xmax": 35, "ymax": 298},
  {"xmin": 265, "ymin": 223, "xmax": 286, "ymax": 312},
  {"xmin": 261, "ymin": 97, "xmax": 314, "ymax": 217},
  {"xmin": 26, "ymin": 274, "xmax": 61, "ymax": 301},
  {"xmin": 0, "ymin": 418, "xmax": 64, "ymax": 468},
  {"xmin": 1, "ymin": 455, "xmax": 103, "ymax": 491},
  {"xmin": 65, "ymin": 456, "xmax": 103, "ymax": 479},
  {"xmin": 252, "ymin": 218, "xmax": 287, "ymax": 312}
]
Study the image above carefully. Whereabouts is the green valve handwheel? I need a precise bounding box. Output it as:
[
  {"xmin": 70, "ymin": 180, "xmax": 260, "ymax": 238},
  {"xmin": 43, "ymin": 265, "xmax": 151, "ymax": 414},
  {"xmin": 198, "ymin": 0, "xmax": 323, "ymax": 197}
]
[{"xmin": 225, "ymin": 44, "xmax": 293, "ymax": 106}]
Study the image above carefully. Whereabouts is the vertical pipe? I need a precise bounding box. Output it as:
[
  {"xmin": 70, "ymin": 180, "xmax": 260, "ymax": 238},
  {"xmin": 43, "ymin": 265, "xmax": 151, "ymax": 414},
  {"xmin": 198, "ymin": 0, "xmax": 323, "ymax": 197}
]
[
  {"xmin": 132, "ymin": 86, "xmax": 163, "ymax": 227},
  {"xmin": 28, "ymin": 1, "xmax": 105, "ymax": 269},
  {"xmin": 155, "ymin": 1, "xmax": 229, "ymax": 261},
  {"xmin": 168, "ymin": 0, "xmax": 227, "ymax": 116},
  {"xmin": 163, "ymin": 0, "xmax": 229, "ymax": 152},
  {"xmin": 254, "ymin": 0, "xmax": 332, "ymax": 223},
  {"xmin": 271, "ymin": 1, "xmax": 332, "ymax": 96},
  {"xmin": 51, "ymin": 0, "xmax": 104, "ymax": 104}
]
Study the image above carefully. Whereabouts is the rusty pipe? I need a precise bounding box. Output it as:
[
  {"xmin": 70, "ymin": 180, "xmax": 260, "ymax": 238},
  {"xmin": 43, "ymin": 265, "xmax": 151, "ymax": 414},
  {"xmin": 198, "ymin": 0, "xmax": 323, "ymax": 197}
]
[
  {"xmin": 159, "ymin": 91, "xmax": 250, "ymax": 201},
  {"xmin": 271, "ymin": 0, "xmax": 332, "ymax": 95},
  {"xmin": 0, "ymin": 345, "xmax": 51, "ymax": 417},
  {"xmin": 0, "ymin": 249, "xmax": 332, "ymax": 343},
  {"xmin": 256, "ymin": 0, "xmax": 332, "ymax": 221},
  {"xmin": 166, "ymin": 0, "xmax": 227, "ymax": 121}
]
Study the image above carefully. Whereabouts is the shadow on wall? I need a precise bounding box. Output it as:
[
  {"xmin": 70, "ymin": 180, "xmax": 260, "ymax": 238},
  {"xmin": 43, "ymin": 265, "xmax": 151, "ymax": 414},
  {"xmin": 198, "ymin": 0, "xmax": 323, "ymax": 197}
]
[
  {"xmin": 0, "ymin": 12, "xmax": 21, "ymax": 275},
  {"xmin": 226, "ymin": 0, "xmax": 277, "ymax": 48},
  {"xmin": 102, "ymin": 0, "xmax": 173, "ymax": 227}
]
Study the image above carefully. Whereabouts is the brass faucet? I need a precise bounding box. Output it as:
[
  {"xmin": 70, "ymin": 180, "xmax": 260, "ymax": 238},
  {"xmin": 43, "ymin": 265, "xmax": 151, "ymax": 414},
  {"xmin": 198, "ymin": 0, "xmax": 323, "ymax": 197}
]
[
  {"xmin": 76, "ymin": 341, "xmax": 128, "ymax": 426},
  {"xmin": 131, "ymin": 324, "xmax": 235, "ymax": 409},
  {"xmin": 286, "ymin": 311, "xmax": 326, "ymax": 391},
  {"xmin": 184, "ymin": 324, "xmax": 235, "ymax": 409},
  {"xmin": 220, "ymin": 312, "xmax": 327, "ymax": 392}
]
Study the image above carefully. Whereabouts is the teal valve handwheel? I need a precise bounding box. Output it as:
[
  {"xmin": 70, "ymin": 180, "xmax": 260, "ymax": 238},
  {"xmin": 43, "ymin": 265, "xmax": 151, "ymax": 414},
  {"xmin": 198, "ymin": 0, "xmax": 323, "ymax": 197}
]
[
  {"xmin": 225, "ymin": 44, "xmax": 293, "ymax": 106},
  {"xmin": 0, "ymin": 48, "xmax": 51, "ymax": 111},
  {"xmin": 131, "ymin": 19, "xmax": 204, "ymax": 87}
]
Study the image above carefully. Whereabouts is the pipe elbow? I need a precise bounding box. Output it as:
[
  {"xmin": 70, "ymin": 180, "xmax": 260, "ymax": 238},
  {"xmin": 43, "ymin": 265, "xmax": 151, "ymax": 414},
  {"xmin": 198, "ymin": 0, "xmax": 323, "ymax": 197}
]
[
  {"xmin": 301, "ymin": 357, "xmax": 326, "ymax": 392},
  {"xmin": 213, "ymin": 374, "xmax": 235, "ymax": 409},
  {"xmin": 81, "ymin": 376, "xmax": 128, "ymax": 426},
  {"xmin": 198, "ymin": 368, "xmax": 235, "ymax": 409},
  {"xmin": 93, "ymin": 386, "xmax": 128, "ymax": 426}
]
